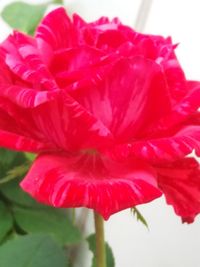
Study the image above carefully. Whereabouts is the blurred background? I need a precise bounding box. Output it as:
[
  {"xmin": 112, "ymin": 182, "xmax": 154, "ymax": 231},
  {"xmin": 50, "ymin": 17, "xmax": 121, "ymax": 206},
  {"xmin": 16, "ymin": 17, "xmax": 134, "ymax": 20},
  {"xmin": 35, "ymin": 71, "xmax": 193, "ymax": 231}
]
[{"xmin": 0, "ymin": 1, "xmax": 200, "ymax": 267}]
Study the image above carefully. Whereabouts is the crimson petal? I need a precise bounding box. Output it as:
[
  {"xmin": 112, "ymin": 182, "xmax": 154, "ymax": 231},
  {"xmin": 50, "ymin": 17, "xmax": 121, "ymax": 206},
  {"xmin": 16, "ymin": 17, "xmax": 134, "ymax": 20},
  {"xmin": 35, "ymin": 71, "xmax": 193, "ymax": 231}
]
[
  {"xmin": 0, "ymin": 104, "xmax": 54, "ymax": 153},
  {"xmin": 111, "ymin": 126, "xmax": 200, "ymax": 163},
  {"xmin": 149, "ymin": 80, "xmax": 200, "ymax": 131},
  {"xmin": 51, "ymin": 47, "xmax": 118, "ymax": 90},
  {"xmin": 21, "ymin": 153, "xmax": 162, "ymax": 219},
  {"xmin": 0, "ymin": 84, "xmax": 59, "ymax": 108},
  {"xmin": 157, "ymin": 158, "xmax": 200, "ymax": 223},
  {"xmin": 0, "ymin": 129, "xmax": 51, "ymax": 153},
  {"xmin": 36, "ymin": 7, "xmax": 75, "ymax": 53},
  {"xmin": 1, "ymin": 32, "xmax": 58, "ymax": 91},
  {"xmin": 30, "ymin": 93, "xmax": 113, "ymax": 151},
  {"xmin": 71, "ymin": 56, "xmax": 171, "ymax": 142}
]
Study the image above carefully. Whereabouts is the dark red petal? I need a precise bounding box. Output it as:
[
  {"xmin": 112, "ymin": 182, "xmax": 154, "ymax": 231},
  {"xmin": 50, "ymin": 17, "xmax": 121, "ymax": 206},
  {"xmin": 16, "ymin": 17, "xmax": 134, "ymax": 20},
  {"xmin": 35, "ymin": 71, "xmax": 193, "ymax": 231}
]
[
  {"xmin": 20, "ymin": 153, "xmax": 161, "ymax": 219},
  {"xmin": 73, "ymin": 13, "xmax": 87, "ymax": 28},
  {"xmin": 0, "ymin": 98, "xmax": 56, "ymax": 152},
  {"xmin": 163, "ymin": 58, "xmax": 187, "ymax": 103},
  {"xmin": 157, "ymin": 158, "xmax": 200, "ymax": 223},
  {"xmin": 50, "ymin": 47, "xmax": 104, "ymax": 75},
  {"xmin": 0, "ymin": 50, "xmax": 12, "ymax": 84},
  {"xmin": 96, "ymin": 30, "xmax": 128, "ymax": 49},
  {"xmin": 186, "ymin": 111, "xmax": 200, "ymax": 126},
  {"xmin": 146, "ymin": 81, "xmax": 200, "ymax": 133},
  {"xmin": 89, "ymin": 16, "xmax": 111, "ymax": 27},
  {"xmin": 0, "ymin": 84, "xmax": 58, "ymax": 108},
  {"xmin": 111, "ymin": 126, "xmax": 200, "ymax": 163},
  {"xmin": 36, "ymin": 7, "xmax": 75, "ymax": 53},
  {"xmin": 73, "ymin": 14, "xmax": 119, "ymax": 48},
  {"xmin": 1, "ymin": 32, "xmax": 58, "ymax": 91},
  {"xmin": 0, "ymin": 129, "xmax": 51, "ymax": 153},
  {"xmin": 109, "ymin": 78, "xmax": 200, "ymax": 163},
  {"xmin": 71, "ymin": 56, "xmax": 171, "ymax": 142},
  {"xmin": 51, "ymin": 47, "xmax": 118, "ymax": 90},
  {"xmin": 0, "ymin": 44, "xmax": 59, "ymax": 108},
  {"xmin": 30, "ymin": 94, "xmax": 113, "ymax": 151}
]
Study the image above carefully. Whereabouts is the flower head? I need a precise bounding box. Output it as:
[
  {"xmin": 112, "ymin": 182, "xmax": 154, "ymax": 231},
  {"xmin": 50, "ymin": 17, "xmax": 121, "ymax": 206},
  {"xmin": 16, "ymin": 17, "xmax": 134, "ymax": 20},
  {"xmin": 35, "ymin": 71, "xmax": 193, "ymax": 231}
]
[{"xmin": 0, "ymin": 8, "xmax": 199, "ymax": 221}]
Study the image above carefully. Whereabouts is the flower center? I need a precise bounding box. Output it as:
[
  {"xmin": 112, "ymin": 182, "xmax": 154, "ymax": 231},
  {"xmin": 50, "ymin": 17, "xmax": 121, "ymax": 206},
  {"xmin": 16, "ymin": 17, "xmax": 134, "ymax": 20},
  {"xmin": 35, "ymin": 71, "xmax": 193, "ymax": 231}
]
[{"xmin": 81, "ymin": 148, "xmax": 98, "ymax": 155}]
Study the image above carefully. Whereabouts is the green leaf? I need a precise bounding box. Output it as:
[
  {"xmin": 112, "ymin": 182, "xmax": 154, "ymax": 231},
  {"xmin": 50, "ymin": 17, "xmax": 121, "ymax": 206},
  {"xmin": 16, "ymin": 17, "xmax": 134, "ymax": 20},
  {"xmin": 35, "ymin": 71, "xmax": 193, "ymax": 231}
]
[
  {"xmin": 87, "ymin": 234, "xmax": 115, "ymax": 267},
  {"xmin": 0, "ymin": 234, "xmax": 67, "ymax": 267},
  {"xmin": 0, "ymin": 163, "xmax": 30, "ymax": 185},
  {"xmin": 0, "ymin": 178, "xmax": 41, "ymax": 208},
  {"xmin": 0, "ymin": 202, "xmax": 13, "ymax": 242},
  {"xmin": 24, "ymin": 152, "xmax": 36, "ymax": 162},
  {"xmin": 0, "ymin": 149, "xmax": 26, "ymax": 179},
  {"xmin": 53, "ymin": 0, "xmax": 64, "ymax": 3},
  {"xmin": 131, "ymin": 207, "xmax": 149, "ymax": 229},
  {"xmin": 14, "ymin": 206, "xmax": 82, "ymax": 246},
  {"xmin": 0, "ymin": 149, "xmax": 18, "ymax": 167},
  {"xmin": 1, "ymin": 2, "xmax": 48, "ymax": 35}
]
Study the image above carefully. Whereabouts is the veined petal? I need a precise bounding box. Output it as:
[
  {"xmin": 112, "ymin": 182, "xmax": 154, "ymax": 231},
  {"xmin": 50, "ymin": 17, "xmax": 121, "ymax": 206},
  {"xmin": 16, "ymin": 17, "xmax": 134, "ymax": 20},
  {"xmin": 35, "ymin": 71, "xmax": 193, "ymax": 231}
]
[
  {"xmin": 157, "ymin": 158, "xmax": 200, "ymax": 223},
  {"xmin": 163, "ymin": 58, "xmax": 187, "ymax": 103},
  {"xmin": 0, "ymin": 129, "xmax": 51, "ymax": 153},
  {"xmin": 73, "ymin": 14, "xmax": 121, "ymax": 48},
  {"xmin": 109, "ymin": 80, "xmax": 200, "ymax": 162},
  {"xmin": 0, "ymin": 50, "xmax": 12, "ymax": 84},
  {"xmin": 20, "ymin": 153, "xmax": 161, "ymax": 220},
  {"xmin": 110, "ymin": 126, "xmax": 200, "ymax": 163},
  {"xmin": 50, "ymin": 47, "xmax": 118, "ymax": 90},
  {"xmin": 0, "ymin": 99, "xmax": 56, "ymax": 152},
  {"xmin": 147, "ymin": 80, "xmax": 200, "ymax": 132},
  {"xmin": 36, "ymin": 7, "xmax": 75, "ymax": 53},
  {"xmin": 50, "ymin": 46, "xmax": 105, "ymax": 75},
  {"xmin": 30, "ymin": 93, "xmax": 113, "ymax": 151},
  {"xmin": 0, "ymin": 45, "xmax": 59, "ymax": 107},
  {"xmin": 1, "ymin": 32, "xmax": 58, "ymax": 90},
  {"xmin": 0, "ymin": 84, "xmax": 59, "ymax": 108},
  {"xmin": 71, "ymin": 56, "xmax": 171, "ymax": 142}
]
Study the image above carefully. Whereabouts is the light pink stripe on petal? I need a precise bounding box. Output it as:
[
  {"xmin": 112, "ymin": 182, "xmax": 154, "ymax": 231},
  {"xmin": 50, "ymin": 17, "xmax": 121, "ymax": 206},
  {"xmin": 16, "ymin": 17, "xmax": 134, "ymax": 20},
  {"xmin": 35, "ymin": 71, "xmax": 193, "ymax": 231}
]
[
  {"xmin": 1, "ymin": 32, "xmax": 58, "ymax": 90},
  {"xmin": 0, "ymin": 129, "xmax": 53, "ymax": 153},
  {"xmin": 21, "ymin": 153, "xmax": 161, "ymax": 219},
  {"xmin": 36, "ymin": 7, "xmax": 75, "ymax": 52},
  {"xmin": 0, "ymin": 85, "xmax": 59, "ymax": 107},
  {"xmin": 110, "ymin": 126, "xmax": 200, "ymax": 163}
]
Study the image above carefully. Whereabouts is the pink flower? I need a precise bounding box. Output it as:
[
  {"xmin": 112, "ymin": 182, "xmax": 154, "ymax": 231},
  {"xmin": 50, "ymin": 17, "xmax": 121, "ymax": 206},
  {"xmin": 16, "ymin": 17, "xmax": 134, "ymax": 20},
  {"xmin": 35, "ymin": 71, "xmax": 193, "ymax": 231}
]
[{"xmin": 0, "ymin": 8, "xmax": 200, "ymax": 222}]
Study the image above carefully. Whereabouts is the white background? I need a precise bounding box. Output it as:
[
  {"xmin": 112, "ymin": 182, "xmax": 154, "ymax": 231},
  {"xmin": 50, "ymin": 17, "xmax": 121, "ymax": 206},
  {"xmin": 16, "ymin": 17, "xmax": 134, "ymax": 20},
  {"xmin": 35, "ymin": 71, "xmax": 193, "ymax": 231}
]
[{"xmin": 0, "ymin": 1, "xmax": 200, "ymax": 267}]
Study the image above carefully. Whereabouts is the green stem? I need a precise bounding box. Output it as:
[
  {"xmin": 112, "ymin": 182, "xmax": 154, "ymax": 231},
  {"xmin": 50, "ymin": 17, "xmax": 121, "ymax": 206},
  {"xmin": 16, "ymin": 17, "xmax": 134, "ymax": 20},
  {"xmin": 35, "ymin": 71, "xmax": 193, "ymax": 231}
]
[
  {"xmin": 72, "ymin": 208, "xmax": 76, "ymax": 225},
  {"xmin": 94, "ymin": 212, "xmax": 106, "ymax": 267}
]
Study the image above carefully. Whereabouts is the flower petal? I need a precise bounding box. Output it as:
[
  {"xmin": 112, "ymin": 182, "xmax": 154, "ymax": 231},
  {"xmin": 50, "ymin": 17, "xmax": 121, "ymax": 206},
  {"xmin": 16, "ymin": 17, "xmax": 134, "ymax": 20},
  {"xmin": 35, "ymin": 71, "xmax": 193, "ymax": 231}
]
[
  {"xmin": 0, "ymin": 38, "xmax": 59, "ymax": 108},
  {"xmin": 21, "ymin": 153, "xmax": 162, "ymax": 219},
  {"xmin": 71, "ymin": 56, "xmax": 171, "ymax": 142},
  {"xmin": 148, "ymin": 80, "xmax": 200, "ymax": 132},
  {"xmin": 0, "ymin": 129, "xmax": 51, "ymax": 153},
  {"xmin": 157, "ymin": 158, "xmax": 200, "ymax": 223},
  {"xmin": 108, "ymin": 79, "xmax": 200, "ymax": 163},
  {"xmin": 111, "ymin": 126, "xmax": 200, "ymax": 163},
  {"xmin": 50, "ymin": 46, "xmax": 118, "ymax": 90},
  {"xmin": 36, "ymin": 7, "xmax": 75, "ymax": 53},
  {"xmin": 30, "ymin": 93, "xmax": 113, "ymax": 151},
  {"xmin": 1, "ymin": 32, "xmax": 58, "ymax": 90},
  {"xmin": 0, "ymin": 84, "xmax": 58, "ymax": 108},
  {"xmin": 163, "ymin": 57, "xmax": 187, "ymax": 103},
  {"xmin": 0, "ymin": 50, "xmax": 12, "ymax": 84},
  {"xmin": 0, "ymin": 98, "xmax": 55, "ymax": 152},
  {"xmin": 145, "ymin": 126, "xmax": 200, "ymax": 161}
]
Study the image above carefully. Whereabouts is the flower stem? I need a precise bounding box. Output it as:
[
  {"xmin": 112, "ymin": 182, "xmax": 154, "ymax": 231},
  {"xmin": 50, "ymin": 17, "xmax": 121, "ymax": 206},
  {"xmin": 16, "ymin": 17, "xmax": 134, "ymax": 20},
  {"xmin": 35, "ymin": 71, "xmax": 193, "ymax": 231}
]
[
  {"xmin": 94, "ymin": 212, "xmax": 106, "ymax": 267},
  {"xmin": 71, "ymin": 208, "xmax": 76, "ymax": 225}
]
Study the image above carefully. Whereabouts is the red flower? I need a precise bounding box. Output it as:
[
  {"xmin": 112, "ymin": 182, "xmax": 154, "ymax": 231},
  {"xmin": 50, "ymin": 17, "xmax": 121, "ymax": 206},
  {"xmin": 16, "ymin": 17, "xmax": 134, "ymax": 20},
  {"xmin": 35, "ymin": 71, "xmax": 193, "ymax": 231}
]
[{"xmin": 0, "ymin": 8, "xmax": 200, "ymax": 221}]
